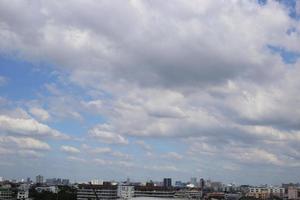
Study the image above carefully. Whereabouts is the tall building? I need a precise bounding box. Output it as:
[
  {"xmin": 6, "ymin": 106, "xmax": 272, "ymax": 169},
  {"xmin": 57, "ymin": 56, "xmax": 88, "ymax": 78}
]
[
  {"xmin": 200, "ymin": 178, "xmax": 205, "ymax": 189},
  {"xmin": 26, "ymin": 177, "xmax": 31, "ymax": 184},
  {"xmin": 36, "ymin": 175, "xmax": 44, "ymax": 184},
  {"xmin": 163, "ymin": 178, "xmax": 172, "ymax": 188},
  {"xmin": 190, "ymin": 177, "xmax": 197, "ymax": 186}
]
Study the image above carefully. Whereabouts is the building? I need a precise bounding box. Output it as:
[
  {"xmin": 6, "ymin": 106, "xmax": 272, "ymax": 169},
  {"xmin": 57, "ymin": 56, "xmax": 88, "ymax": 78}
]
[
  {"xmin": 206, "ymin": 192, "xmax": 225, "ymax": 200},
  {"xmin": 36, "ymin": 175, "xmax": 43, "ymax": 184},
  {"xmin": 26, "ymin": 178, "xmax": 31, "ymax": 184},
  {"xmin": 225, "ymin": 193, "xmax": 242, "ymax": 200},
  {"xmin": 45, "ymin": 178, "xmax": 69, "ymax": 186},
  {"xmin": 247, "ymin": 187, "xmax": 285, "ymax": 199},
  {"xmin": 174, "ymin": 188, "xmax": 202, "ymax": 199},
  {"xmin": 117, "ymin": 185, "xmax": 134, "ymax": 199},
  {"xmin": 0, "ymin": 185, "xmax": 13, "ymax": 200},
  {"xmin": 36, "ymin": 186, "xmax": 58, "ymax": 193},
  {"xmin": 77, "ymin": 184, "xmax": 118, "ymax": 200},
  {"xmin": 288, "ymin": 186, "xmax": 300, "ymax": 200},
  {"xmin": 190, "ymin": 177, "xmax": 197, "ymax": 187},
  {"xmin": 62, "ymin": 179, "xmax": 70, "ymax": 185},
  {"xmin": 17, "ymin": 184, "xmax": 29, "ymax": 200},
  {"xmin": 17, "ymin": 189, "xmax": 29, "ymax": 200},
  {"xmin": 163, "ymin": 178, "xmax": 172, "ymax": 188},
  {"xmin": 199, "ymin": 178, "xmax": 205, "ymax": 189},
  {"xmin": 91, "ymin": 179, "xmax": 103, "ymax": 185},
  {"xmin": 211, "ymin": 182, "xmax": 223, "ymax": 191},
  {"xmin": 134, "ymin": 186, "xmax": 175, "ymax": 198},
  {"xmin": 175, "ymin": 181, "xmax": 186, "ymax": 188}
]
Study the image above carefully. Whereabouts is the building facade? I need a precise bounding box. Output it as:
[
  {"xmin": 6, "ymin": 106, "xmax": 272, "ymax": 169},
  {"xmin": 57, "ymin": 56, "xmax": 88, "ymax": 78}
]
[
  {"xmin": 77, "ymin": 184, "xmax": 118, "ymax": 200},
  {"xmin": 0, "ymin": 186, "xmax": 13, "ymax": 200},
  {"xmin": 117, "ymin": 185, "xmax": 134, "ymax": 199},
  {"xmin": 163, "ymin": 178, "xmax": 172, "ymax": 188},
  {"xmin": 288, "ymin": 186, "xmax": 300, "ymax": 200},
  {"xmin": 36, "ymin": 175, "xmax": 44, "ymax": 184},
  {"xmin": 247, "ymin": 187, "xmax": 285, "ymax": 199}
]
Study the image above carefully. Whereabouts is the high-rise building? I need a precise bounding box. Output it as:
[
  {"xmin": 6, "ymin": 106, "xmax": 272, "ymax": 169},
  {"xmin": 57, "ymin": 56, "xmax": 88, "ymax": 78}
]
[
  {"xmin": 190, "ymin": 177, "xmax": 197, "ymax": 186},
  {"xmin": 26, "ymin": 177, "xmax": 31, "ymax": 183},
  {"xmin": 200, "ymin": 178, "xmax": 205, "ymax": 189},
  {"xmin": 163, "ymin": 178, "xmax": 172, "ymax": 188},
  {"xmin": 36, "ymin": 175, "xmax": 44, "ymax": 184}
]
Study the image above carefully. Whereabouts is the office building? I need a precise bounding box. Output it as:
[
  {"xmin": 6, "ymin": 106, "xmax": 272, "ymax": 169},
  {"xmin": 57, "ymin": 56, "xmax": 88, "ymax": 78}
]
[
  {"xmin": 190, "ymin": 177, "xmax": 197, "ymax": 187},
  {"xmin": 199, "ymin": 178, "xmax": 205, "ymax": 189},
  {"xmin": 163, "ymin": 178, "xmax": 172, "ymax": 188},
  {"xmin": 36, "ymin": 175, "xmax": 43, "ymax": 184},
  {"xmin": 77, "ymin": 184, "xmax": 118, "ymax": 200}
]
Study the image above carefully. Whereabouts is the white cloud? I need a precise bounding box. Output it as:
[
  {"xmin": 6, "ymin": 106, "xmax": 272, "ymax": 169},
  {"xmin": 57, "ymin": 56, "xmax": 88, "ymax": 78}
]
[
  {"xmin": 0, "ymin": 115, "xmax": 69, "ymax": 139},
  {"xmin": 0, "ymin": 136, "xmax": 50, "ymax": 150},
  {"xmin": 110, "ymin": 151, "xmax": 132, "ymax": 160},
  {"xmin": 135, "ymin": 140, "xmax": 152, "ymax": 151},
  {"xmin": 81, "ymin": 100, "xmax": 103, "ymax": 113},
  {"xmin": 93, "ymin": 158, "xmax": 112, "ymax": 165},
  {"xmin": 161, "ymin": 152, "xmax": 183, "ymax": 160},
  {"xmin": 67, "ymin": 156, "xmax": 86, "ymax": 163},
  {"xmin": 61, "ymin": 145, "xmax": 80, "ymax": 154},
  {"xmin": 29, "ymin": 107, "xmax": 50, "ymax": 122},
  {"xmin": 88, "ymin": 147, "xmax": 112, "ymax": 154},
  {"xmin": 144, "ymin": 165, "xmax": 179, "ymax": 172},
  {"xmin": 82, "ymin": 145, "xmax": 131, "ymax": 160},
  {"xmin": 88, "ymin": 124, "xmax": 128, "ymax": 145},
  {"xmin": 18, "ymin": 150, "xmax": 44, "ymax": 158}
]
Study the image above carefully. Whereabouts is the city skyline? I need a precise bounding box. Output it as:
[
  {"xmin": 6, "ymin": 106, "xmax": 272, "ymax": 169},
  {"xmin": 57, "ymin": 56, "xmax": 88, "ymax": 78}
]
[{"xmin": 1, "ymin": 0, "xmax": 300, "ymax": 185}]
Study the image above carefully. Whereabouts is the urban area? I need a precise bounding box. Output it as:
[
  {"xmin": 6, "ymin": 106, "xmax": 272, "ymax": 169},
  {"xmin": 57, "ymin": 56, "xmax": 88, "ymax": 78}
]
[{"xmin": 1, "ymin": 175, "xmax": 300, "ymax": 200}]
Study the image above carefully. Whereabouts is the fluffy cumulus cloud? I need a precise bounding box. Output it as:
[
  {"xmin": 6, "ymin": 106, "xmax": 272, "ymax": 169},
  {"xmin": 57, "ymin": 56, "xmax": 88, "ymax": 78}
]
[
  {"xmin": 0, "ymin": 114, "xmax": 69, "ymax": 139},
  {"xmin": 88, "ymin": 124, "xmax": 129, "ymax": 145},
  {"xmin": 61, "ymin": 145, "xmax": 80, "ymax": 154},
  {"xmin": 1, "ymin": 0, "xmax": 300, "ymax": 183},
  {"xmin": 0, "ymin": 136, "xmax": 50, "ymax": 150}
]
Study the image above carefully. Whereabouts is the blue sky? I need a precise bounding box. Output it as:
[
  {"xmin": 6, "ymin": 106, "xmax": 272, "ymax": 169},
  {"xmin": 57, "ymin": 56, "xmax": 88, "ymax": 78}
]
[{"xmin": 1, "ymin": 0, "xmax": 300, "ymax": 185}]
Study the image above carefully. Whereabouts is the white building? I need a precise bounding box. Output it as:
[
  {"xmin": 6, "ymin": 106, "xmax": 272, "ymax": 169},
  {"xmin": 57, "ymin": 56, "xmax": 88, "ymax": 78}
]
[
  {"xmin": 36, "ymin": 186, "xmax": 58, "ymax": 193},
  {"xmin": 17, "ymin": 184, "xmax": 29, "ymax": 200},
  {"xmin": 288, "ymin": 186, "xmax": 300, "ymax": 200},
  {"xmin": 17, "ymin": 190, "xmax": 29, "ymax": 200},
  {"xmin": 118, "ymin": 185, "xmax": 134, "ymax": 199},
  {"xmin": 248, "ymin": 187, "xmax": 285, "ymax": 199},
  {"xmin": 91, "ymin": 179, "xmax": 103, "ymax": 185}
]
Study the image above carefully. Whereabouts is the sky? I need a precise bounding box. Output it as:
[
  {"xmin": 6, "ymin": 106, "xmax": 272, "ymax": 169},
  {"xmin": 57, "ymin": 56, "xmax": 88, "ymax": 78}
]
[{"xmin": 1, "ymin": 0, "xmax": 300, "ymax": 185}]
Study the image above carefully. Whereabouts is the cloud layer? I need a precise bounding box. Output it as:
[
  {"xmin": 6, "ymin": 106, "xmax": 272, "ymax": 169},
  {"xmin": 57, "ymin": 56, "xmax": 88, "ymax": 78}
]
[{"xmin": 0, "ymin": 0, "xmax": 300, "ymax": 184}]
